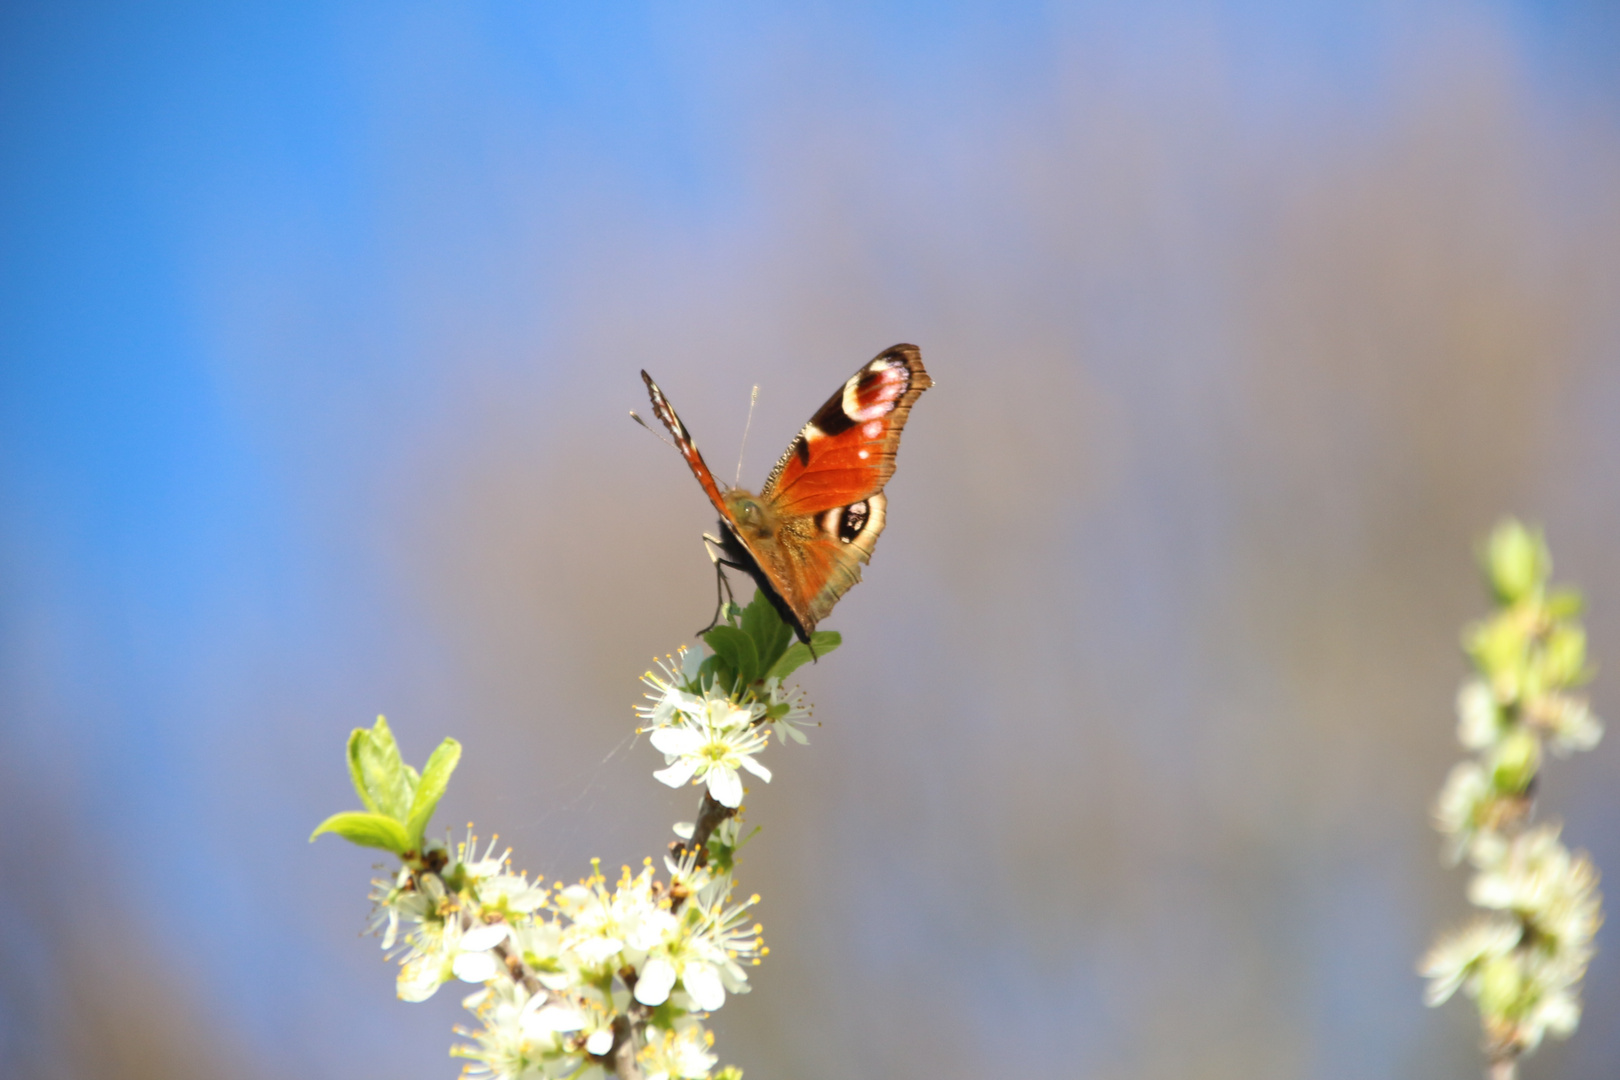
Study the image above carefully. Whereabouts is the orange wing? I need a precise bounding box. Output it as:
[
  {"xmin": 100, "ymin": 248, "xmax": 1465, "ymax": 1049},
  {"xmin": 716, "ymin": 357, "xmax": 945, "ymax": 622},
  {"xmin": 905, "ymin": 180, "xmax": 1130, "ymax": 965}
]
[
  {"xmin": 752, "ymin": 345, "xmax": 931, "ymax": 632},
  {"xmin": 759, "ymin": 344, "xmax": 931, "ymax": 516},
  {"xmin": 641, "ymin": 370, "xmax": 730, "ymax": 521}
]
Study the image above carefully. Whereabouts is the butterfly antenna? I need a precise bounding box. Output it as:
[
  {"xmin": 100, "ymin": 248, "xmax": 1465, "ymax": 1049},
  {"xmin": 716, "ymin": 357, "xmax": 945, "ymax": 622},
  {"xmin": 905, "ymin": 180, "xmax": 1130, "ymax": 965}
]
[
  {"xmin": 734, "ymin": 384, "xmax": 760, "ymax": 487},
  {"xmin": 629, "ymin": 409, "xmax": 676, "ymax": 450}
]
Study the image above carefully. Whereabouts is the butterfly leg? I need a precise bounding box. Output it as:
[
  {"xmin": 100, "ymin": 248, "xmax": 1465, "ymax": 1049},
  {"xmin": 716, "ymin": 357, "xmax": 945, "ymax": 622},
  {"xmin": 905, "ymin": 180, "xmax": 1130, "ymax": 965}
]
[{"xmin": 697, "ymin": 533, "xmax": 741, "ymax": 636}]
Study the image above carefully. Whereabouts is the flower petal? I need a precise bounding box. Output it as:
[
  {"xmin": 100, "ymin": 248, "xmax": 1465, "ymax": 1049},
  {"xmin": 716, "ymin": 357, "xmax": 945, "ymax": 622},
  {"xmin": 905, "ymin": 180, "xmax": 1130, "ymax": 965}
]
[
  {"xmin": 650, "ymin": 727, "xmax": 704, "ymax": 755},
  {"xmin": 654, "ymin": 759, "xmax": 699, "ymax": 789},
  {"xmin": 635, "ymin": 957, "xmax": 677, "ymax": 1005},
  {"xmin": 460, "ymin": 923, "xmax": 510, "ymax": 952},
  {"xmin": 682, "ymin": 961, "xmax": 726, "ymax": 1011},
  {"xmin": 525, "ymin": 1004, "xmax": 588, "ymax": 1033},
  {"xmin": 706, "ymin": 766, "xmax": 743, "ymax": 808},
  {"xmin": 452, "ymin": 949, "xmax": 499, "ymax": 983}
]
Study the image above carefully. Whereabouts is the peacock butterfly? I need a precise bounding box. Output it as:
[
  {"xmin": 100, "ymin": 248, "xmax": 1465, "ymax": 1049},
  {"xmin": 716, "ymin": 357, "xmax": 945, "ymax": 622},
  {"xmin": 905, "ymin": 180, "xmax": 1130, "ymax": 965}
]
[{"xmin": 640, "ymin": 344, "xmax": 932, "ymax": 644}]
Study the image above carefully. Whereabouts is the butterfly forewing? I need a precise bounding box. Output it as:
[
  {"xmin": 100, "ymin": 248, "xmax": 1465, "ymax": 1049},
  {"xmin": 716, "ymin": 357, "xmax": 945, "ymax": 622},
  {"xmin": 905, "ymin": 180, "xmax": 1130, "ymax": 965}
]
[
  {"xmin": 641, "ymin": 370, "xmax": 731, "ymax": 521},
  {"xmin": 759, "ymin": 345, "xmax": 932, "ymax": 517}
]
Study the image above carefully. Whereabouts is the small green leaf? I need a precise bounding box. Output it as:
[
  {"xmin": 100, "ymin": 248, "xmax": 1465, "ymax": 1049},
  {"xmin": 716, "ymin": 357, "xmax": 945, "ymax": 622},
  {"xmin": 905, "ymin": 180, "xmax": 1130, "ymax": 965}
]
[
  {"xmin": 309, "ymin": 811, "xmax": 413, "ymax": 853},
  {"xmin": 741, "ymin": 591, "xmax": 793, "ymax": 674},
  {"xmin": 349, "ymin": 716, "xmax": 416, "ymax": 820},
  {"xmin": 766, "ymin": 630, "xmax": 841, "ymax": 681},
  {"xmin": 406, "ymin": 738, "xmax": 462, "ymax": 849},
  {"xmin": 705, "ymin": 625, "xmax": 762, "ymax": 685},
  {"xmin": 346, "ymin": 727, "xmax": 378, "ymax": 813}
]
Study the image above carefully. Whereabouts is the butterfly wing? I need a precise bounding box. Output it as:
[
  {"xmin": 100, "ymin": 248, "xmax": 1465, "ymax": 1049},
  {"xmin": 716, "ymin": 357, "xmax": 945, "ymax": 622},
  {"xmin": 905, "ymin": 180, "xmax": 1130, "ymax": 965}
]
[
  {"xmin": 752, "ymin": 344, "xmax": 931, "ymax": 631},
  {"xmin": 641, "ymin": 369, "xmax": 732, "ymax": 522}
]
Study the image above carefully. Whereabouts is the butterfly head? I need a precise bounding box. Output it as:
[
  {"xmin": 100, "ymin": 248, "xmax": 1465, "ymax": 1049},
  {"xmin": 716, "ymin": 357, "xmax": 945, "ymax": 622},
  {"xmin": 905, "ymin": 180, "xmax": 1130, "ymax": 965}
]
[{"xmin": 722, "ymin": 488, "xmax": 776, "ymax": 542}]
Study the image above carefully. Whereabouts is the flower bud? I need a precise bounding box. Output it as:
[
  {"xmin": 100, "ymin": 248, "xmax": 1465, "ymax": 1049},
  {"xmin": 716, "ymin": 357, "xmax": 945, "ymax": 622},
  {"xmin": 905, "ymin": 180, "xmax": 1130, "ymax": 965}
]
[
  {"xmin": 1490, "ymin": 728, "xmax": 1541, "ymax": 794},
  {"xmin": 1483, "ymin": 519, "xmax": 1548, "ymax": 604}
]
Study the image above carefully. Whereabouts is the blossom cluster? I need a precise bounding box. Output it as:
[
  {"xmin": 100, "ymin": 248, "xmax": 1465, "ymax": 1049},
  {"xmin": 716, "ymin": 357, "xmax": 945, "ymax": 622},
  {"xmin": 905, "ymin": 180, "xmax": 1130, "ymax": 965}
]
[
  {"xmin": 367, "ymin": 825, "xmax": 757, "ymax": 1080},
  {"xmin": 638, "ymin": 644, "xmax": 813, "ymax": 809},
  {"xmin": 1420, "ymin": 521, "xmax": 1604, "ymax": 1066},
  {"xmin": 317, "ymin": 591, "xmax": 836, "ymax": 1079}
]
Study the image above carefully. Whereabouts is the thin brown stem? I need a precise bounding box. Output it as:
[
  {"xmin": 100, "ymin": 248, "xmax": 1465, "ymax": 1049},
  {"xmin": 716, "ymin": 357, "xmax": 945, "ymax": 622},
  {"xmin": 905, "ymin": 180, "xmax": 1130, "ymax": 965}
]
[
  {"xmin": 678, "ymin": 792, "xmax": 737, "ymax": 868},
  {"xmin": 608, "ymin": 1012, "xmax": 645, "ymax": 1080}
]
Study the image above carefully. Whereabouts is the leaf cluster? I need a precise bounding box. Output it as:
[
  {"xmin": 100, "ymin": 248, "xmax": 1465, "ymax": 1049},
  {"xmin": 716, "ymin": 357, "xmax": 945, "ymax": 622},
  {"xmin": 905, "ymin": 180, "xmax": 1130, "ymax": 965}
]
[
  {"xmin": 699, "ymin": 590, "xmax": 840, "ymax": 691},
  {"xmin": 310, "ymin": 716, "xmax": 461, "ymax": 856}
]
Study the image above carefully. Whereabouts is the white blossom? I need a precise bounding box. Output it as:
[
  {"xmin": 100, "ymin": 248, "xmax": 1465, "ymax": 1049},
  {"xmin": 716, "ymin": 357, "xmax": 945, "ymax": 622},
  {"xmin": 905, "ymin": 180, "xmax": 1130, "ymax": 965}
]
[
  {"xmin": 637, "ymin": 648, "xmax": 706, "ymax": 729},
  {"xmin": 555, "ymin": 864, "xmax": 678, "ymax": 971},
  {"xmin": 763, "ymin": 677, "xmax": 817, "ymax": 745},
  {"xmin": 1469, "ymin": 825, "xmax": 1602, "ymax": 957},
  {"xmin": 1531, "ymin": 693, "xmax": 1604, "ymax": 755},
  {"xmin": 649, "ymin": 691, "xmax": 771, "ymax": 808},
  {"xmin": 1418, "ymin": 917, "xmax": 1521, "ymax": 1006},
  {"xmin": 641, "ymin": 1023, "xmax": 718, "ymax": 1080},
  {"xmin": 1456, "ymin": 679, "xmax": 1505, "ymax": 750},
  {"xmin": 1433, "ymin": 761, "xmax": 1494, "ymax": 866}
]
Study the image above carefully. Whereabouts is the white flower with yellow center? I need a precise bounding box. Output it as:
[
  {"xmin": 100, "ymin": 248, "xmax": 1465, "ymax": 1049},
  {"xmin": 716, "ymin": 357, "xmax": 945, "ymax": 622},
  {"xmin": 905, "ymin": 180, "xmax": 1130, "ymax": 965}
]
[
  {"xmin": 762, "ymin": 677, "xmax": 817, "ymax": 745},
  {"xmin": 637, "ymin": 647, "xmax": 706, "ymax": 729},
  {"xmin": 555, "ymin": 864, "xmax": 677, "ymax": 969},
  {"xmin": 649, "ymin": 691, "xmax": 770, "ymax": 808},
  {"xmin": 640, "ymin": 1023, "xmax": 718, "ymax": 1080},
  {"xmin": 1418, "ymin": 916, "xmax": 1521, "ymax": 1006}
]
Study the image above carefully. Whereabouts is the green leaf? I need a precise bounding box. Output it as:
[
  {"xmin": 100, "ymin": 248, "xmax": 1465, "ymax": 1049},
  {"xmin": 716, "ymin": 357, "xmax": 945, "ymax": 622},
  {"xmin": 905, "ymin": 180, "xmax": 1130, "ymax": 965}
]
[
  {"xmin": 766, "ymin": 630, "xmax": 841, "ymax": 681},
  {"xmin": 309, "ymin": 811, "xmax": 413, "ymax": 853},
  {"xmin": 348, "ymin": 716, "xmax": 416, "ymax": 820},
  {"xmin": 698, "ymin": 652, "xmax": 736, "ymax": 693},
  {"xmin": 741, "ymin": 591, "xmax": 794, "ymax": 674},
  {"xmin": 705, "ymin": 625, "xmax": 762, "ymax": 685},
  {"xmin": 406, "ymin": 738, "xmax": 462, "ymax": 849}
]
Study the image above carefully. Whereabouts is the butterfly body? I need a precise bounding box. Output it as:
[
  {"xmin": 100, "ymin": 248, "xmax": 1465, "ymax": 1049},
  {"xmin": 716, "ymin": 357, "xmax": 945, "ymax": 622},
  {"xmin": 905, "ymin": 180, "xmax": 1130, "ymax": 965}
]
[{"xmin": 642, "ymin": 345, "xmax": 931, "ymax": 643}]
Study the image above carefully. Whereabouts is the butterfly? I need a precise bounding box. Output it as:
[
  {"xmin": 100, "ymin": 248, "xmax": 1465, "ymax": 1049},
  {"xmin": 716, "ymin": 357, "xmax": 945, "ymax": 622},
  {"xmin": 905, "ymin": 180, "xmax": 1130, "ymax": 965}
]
[{"xmin": 640, "ymin": 344, "xmax": 932, "ymax": 644}]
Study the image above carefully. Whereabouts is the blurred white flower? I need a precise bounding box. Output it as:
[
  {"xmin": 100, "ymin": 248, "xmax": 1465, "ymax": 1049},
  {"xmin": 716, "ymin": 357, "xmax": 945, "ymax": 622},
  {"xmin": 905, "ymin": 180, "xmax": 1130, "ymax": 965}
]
[
  {"xmin": 453, "ymin": 980, "xmax": 563, "ymax": 1080},
  {"xmin": 641, "ymin": 1023, "xmax": 718, "ymax": 1080},
  {"xmin": 1529, "ymin": 693, "xmax": 1604, "ymax": 755},
  {"xmin": 1470, "ymin": 825, "xmax": 1602, "ymax": 958},
  {"xmin": 1433, "ymin": 761, "xmax": 1493, "ymax": 866},
  {"xmin": 1521, "ymin": 993, "xmax": 1582, "ymax": 1050},
  {"xmin": 1419, "ymin": 917, "xmax": 1521, "ymax": 1006},
  {"xmin": 1456, "ymin": 679, "xmax": 1505, "ymax": 750}
]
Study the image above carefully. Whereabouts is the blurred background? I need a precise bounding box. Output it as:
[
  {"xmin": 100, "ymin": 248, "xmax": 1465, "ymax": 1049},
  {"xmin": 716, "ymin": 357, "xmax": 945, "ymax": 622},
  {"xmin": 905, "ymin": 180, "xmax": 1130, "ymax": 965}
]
[{"xmin": 3, "ymin": 3, "xmax": 1619, "ymax": 1078}]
